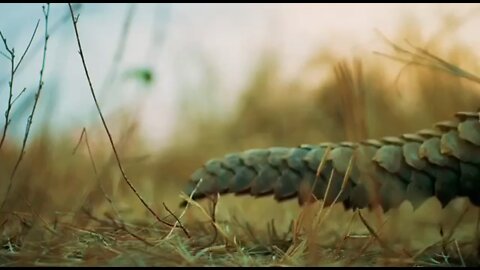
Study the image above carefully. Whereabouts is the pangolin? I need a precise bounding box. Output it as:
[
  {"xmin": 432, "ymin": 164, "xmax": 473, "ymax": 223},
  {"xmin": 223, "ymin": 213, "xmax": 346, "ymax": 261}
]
[{"xmin": 180, "ymin": 111, "xmax": 480, "ymax": 212}]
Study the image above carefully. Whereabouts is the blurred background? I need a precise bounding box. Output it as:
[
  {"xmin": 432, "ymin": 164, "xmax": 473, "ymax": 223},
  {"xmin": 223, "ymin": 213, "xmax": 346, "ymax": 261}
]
[{"xmin": 1, "ymin": 3, "xmax": 480, "ymax": 230}]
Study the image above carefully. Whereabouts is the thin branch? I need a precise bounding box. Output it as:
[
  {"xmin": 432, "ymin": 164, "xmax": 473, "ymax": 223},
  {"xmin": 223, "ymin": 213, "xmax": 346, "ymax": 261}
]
[
  {"xmin": 72, "ymin": 127, "xmax": 98, "ymax": 174},
  {"xmin": 22, "ymin": 195, "xmax": 57, "ymax": 235},
  {"xmin": 14, "ymin": 19, "xmax": 40, "ymax": 74},
  {"xmin": 163, "ymin": 202, "xmax": 190, "ymax": 238},
  {"xmin": 0, "ymin": 31, "xmax": 14, "ymax": 54},
  {"xmin": 11, "ymin": 87, "xmax": 26, "ymax": 106},
  {"xmin": 0, "ymin": 31, "xmax": 15, "ymax": 151},
  {"xmin": 73, "ymin": 127, "xmax": 125, "ymax": 228},
  {"xmin": 68, "ymin": 4, "xmax": 170, "ymax": 228},
  {"xmin": 180, "ymin": 192, "xmax": 230, "ymax": 241},
  {"xmin": 346, "ymin": 211, "xmax": 389, "ymax": 266},
  {"xmin": 119, "ymin": 222, "xmax": 154, "ymax": 247},
  {"xmin": 0, "ymin": 4, "xmax": 51, "ymax": 212},
  {"xmin": 334, "ymin": 210, "xmax": 358, "ymax": 254},
  {"xmin": 0, "ymin": 4, "xmax": 83, "ymax": 86},
  {"xmin": 104, "ymin": 211, "xmax": 154, "ymax": 247},
  {"xmin": 164, "ymin": 178, "xmax": 204, "ymax": 239},
  {"xmin": 357, "ymin": 210, "xmax": 393, "ymax": 254},
  {"xmin": 76, "ymin": 123, "xmax": 135, "ymax": 219},
  {"xmin": 0, "ymin": 18, "xmax": 40, "ymax": 152},
  {"xmin": 205, "ymin": 194, "xmax": 219, "ymax": 246},
  {"xmin": 0, "ymin": 50, "xmax": 10, "ymax": 61},
  {"xmin": 72, "ymin": 127, "xmax": 87, "ymax": 154}
]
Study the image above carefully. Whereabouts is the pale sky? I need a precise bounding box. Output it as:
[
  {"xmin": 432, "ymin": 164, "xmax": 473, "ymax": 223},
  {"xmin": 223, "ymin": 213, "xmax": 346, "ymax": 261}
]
[{"xmin": 0, "ymin": 3, "xmax": 479, "ymax": 148}]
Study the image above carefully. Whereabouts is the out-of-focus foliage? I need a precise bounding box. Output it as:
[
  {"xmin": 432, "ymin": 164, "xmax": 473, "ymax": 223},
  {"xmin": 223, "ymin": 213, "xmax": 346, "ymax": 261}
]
[{"xmin": 125, "ymin": 67, "xmax": 154, "ymax": 86}]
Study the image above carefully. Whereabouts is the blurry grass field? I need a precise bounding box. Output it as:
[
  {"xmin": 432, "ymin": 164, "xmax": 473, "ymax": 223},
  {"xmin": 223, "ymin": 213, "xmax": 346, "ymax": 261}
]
[{"xmin": 1, "ymin": 4, "xmax": 480, "ymax": 266}]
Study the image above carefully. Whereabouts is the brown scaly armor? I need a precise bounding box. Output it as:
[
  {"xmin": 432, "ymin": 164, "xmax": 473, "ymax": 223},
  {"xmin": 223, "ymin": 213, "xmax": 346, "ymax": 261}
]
[{"xmin": 181, "ymin": 111, "xmax": 480, "ymax": 212}]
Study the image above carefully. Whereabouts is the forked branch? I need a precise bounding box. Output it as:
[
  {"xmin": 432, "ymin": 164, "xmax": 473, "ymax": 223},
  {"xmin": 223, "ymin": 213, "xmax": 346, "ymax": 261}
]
[{"xmin": 67, "ymin": 3, "xmax": 172, "ymax": 228}]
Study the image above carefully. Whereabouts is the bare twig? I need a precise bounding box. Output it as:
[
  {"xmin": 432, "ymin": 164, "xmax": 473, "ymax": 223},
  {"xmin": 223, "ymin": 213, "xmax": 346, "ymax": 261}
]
[
  {"xmin": 346, "ymin": 211, "xmax": 389, "ymax": 266},
  {"xmin": 11, "ymin": 4, "xmax": 50, "ymax": 178},
  {"xmin": 14, "ymin": 20, "xmax": 40, "ymax": 74},
  {"xmin": 0, "ymin": 19, "xmax": 40, "ymax": 151},
  {"xmin": 11, "ymin": 87, "xmax": 26, "ymax": 106},
  {"xmin": 22, "ymin": 195, "xmax": 57, "ymax": 235},
  {"xmin": 204, "ymin": 194, "xmax": 219, "ymax": 247},
  {"xmin": 0, "ymin": 31, "xmax": 15, "ymax": 151},
  {"xmin": 80, "ymin": 206, "xmax": 110, "ymax": 226},
  {"xmin": 180, "ymin": 192, "xmax": 229, "ymax": 241},
  {"xmin": 119, "ymin": 222, "xmax": 154, "ymax": 247},
  {"xmin": 0, "ymin": 50, "xmax": 10, "ymax": 60},
  {"xmin": 67, "ymin": 4, "xmax": 170, "ymax": 228},
  {"xmin": 0, "ymin": 4, "xmax": 83, "ymax": 87},
  {"xmin": 106, "ymin": 212, "xmax": 155, "ymax": 247},
  {"xmin": 80, "ymin": 207, "xmax": 154, "ymax": 247},
  {"xmin": 72, "ymin": 127, "xmax": 87, "ymax": 155},
  {"xmin": 0, "ymin": 4, "xmax": 51, "ymax": 212},
  {"xmin": 357, "ymin": 210, "xmax": 393, "ymax": 253},
  {"xmin": 164, "ymin": 178, "xmax": 204, "ymax": 239},
  {"xmin": 74, "ymin": 123, "xmax": 137, "ymax": 224},
  {"xmin": 0, "ymin": 30, "xmax": 14, "ymax": 55},
  {"xmin": 72, "ymin": 127, "xmax": 98, "ymax": 174},
  {"xmin": 334, "ymin": 210, "xmax": 358, "ymax": 254},
  {"xmin": 163, "ymin": 202, "xmax": 190, "ymax": 238},
  {"xmin": 71, "ymin": 126, "xmax": 124, "ymax": 226}
]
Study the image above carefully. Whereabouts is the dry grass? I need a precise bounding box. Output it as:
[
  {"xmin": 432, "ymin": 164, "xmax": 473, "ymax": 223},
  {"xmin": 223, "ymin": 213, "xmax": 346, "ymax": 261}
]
[{"xmin": 2, "ymin": 4, "xmax": 480, "ymax": 266}]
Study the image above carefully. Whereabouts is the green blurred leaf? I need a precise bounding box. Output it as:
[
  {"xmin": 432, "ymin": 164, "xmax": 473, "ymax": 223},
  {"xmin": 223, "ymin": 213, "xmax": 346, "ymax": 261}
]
[{"xmin": 125, "ymin": 67, "xmax": 154, "ymax": 86}]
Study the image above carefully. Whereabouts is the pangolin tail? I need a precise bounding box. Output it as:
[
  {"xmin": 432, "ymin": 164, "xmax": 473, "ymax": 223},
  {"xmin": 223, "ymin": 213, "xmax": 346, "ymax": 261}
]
[{"xmin": 180, "ymin": 111, "xmax": 480, "ymax": 212}]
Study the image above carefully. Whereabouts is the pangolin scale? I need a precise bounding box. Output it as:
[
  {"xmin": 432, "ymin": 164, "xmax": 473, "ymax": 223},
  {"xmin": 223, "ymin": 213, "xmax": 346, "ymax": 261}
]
[{"xmin": 181, "ymin": 111, "xmax": 480, "ymax": 212}]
